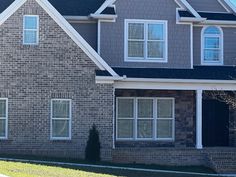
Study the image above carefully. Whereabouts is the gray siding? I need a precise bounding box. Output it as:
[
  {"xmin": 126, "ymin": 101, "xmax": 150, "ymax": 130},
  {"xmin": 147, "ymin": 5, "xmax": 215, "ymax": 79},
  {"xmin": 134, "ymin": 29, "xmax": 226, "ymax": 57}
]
[
  {"xmin": 100, "ymin": 0, "xmax": 192, "ymax": 69},
  {"xmin": 187, "ymin": 0, "xmax": 227, "ymax": 12},
  {"xmin": 71, "ymin": 22, "xmax": 97, "ymax": 50},
  {"xmin": 193, "ymin": 27, "xmax": 236, "ymax": 66}
]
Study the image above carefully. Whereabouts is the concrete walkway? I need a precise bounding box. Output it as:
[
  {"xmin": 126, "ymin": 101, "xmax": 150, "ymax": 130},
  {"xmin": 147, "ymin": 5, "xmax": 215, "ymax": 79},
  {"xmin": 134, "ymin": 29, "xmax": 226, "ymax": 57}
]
[{"xmin": 0, "ymin": 175, "xmax": 9, "ymax": 177}]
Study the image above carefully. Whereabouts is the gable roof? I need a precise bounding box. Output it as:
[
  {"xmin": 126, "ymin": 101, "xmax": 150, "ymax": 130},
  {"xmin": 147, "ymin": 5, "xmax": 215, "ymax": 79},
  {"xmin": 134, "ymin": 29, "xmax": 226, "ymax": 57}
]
[
  {"xmin": 0, "ymin": 0, "xmax": 118, "ymax": 76},
  {"xmin": 0, "ymin": 0, "xmax": 106, "ymax": 16}
]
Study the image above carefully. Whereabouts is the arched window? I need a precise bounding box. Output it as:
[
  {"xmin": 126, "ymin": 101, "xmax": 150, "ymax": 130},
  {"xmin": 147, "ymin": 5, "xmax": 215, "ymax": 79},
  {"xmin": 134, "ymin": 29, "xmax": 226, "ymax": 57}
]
[{"xmin": 201, "ymin": 26, "xmax": 223, "ymax": 65}]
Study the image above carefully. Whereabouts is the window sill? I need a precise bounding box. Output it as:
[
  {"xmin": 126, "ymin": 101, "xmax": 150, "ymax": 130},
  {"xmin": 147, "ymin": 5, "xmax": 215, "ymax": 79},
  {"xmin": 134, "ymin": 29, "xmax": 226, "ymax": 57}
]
[
  {"xmin": 50, "ymin": 138, "xmax": 72, "ymax": 141},
  {"xmin": 116, "ymin": 139, "xmax": 175, "ymax": 142},
  {"xmin": 201, "ymin": 61, "xmax": 223, "ymax": 66},
  {"xmin": 125, "ymin": 59, "xmax": 168, "ymax": 63}
]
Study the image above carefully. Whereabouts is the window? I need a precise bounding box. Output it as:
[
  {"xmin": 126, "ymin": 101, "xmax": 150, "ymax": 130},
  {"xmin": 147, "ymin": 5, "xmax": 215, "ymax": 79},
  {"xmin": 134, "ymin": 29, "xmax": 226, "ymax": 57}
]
[
  {"xmin": 116, "ymin": 98, "xmax": 174, "ymax": 141},
  {"xmin": 23, "ymin": 15, "xmax": 39, "ymax": 45},
  {"xmin": 201, "ymin": 26, "xmax": 223, "ymax": 65},
  {"xmin": 51, "ymin": 99, "xmax": 71, "ymax": 140},
  {"xmin": 0, "ymin": 99, "xmax": 8, "ymax": 139},
  {"xmin": 125, "ymin": 20, "xmax": 168, "ymax": 62}
]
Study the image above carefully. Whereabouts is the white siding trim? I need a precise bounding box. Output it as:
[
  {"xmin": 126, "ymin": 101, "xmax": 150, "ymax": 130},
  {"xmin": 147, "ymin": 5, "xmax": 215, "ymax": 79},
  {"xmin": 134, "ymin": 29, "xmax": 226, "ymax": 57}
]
[
  {"xmin": 116, "ymin": 97, "xmax": 175, "ymax": 141},
  {"xmin": 23, "ymin": 15, "xmax": 39, "ymax": 45},
  {"xmin": 201, "ymin": 26, "xmax": 224, "ymax": 65},
  {"xmin": 124, "ymin": 19, "xmax": 168, "ymax": 63},
  {"xmin": 0, "ymin": 98, "xmax": 8, "ymax": 140},
  {"xmin": 94, "ymin": 0, "xmax": 117, "ymax": 15},
  {"xmin": 50, "ymin": 99, "xmax": 72, "ymax": 140}
]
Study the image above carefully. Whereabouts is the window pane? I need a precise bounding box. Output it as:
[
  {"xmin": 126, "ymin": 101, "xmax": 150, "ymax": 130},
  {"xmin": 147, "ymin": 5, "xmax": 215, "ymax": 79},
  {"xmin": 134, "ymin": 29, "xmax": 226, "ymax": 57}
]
[
  {"xmin": 117, "ymin": 119, "xmax": 133, "ymax": 138},
  {"xmin": 52, "ymin": 100, "xmax": 70, "ymax": 118},
  {"xmin": 148, "ymin": 41, "xmax": 164, "ymax": 58},
  {"xmin": 204, "ymin": 27, "xmax": 220, "ymax": 35},
  {"xmin": 138, "ymin": 99, "xmax": 153, "ymax": 118},
  {"xmin": 0, "ymin": 119, "xmax": 6, "ymax": 137},
  {"xmin": 24, "ymin": 16, "xmax": 37, "ymax": 29},
  {"xmin": 137, "ymin": 119, "xmax": 153, "ymax": 138},
  {"xmin": 148, "ymin": 24, "xmax": 164, "ymax": 40},
  {"xmin": 0, "ymin": 100, "xmax": 6, "ymax": 117},
  {"xmin": 128, "ymin": 41, "xmax": 144, "ymax": 57},
  {"xmin": 118, "ymin": 99, "xmax": 134, "ymax": 118},
  {"xmin": 204, "ymin": 49, "xmax": 220, "ymax": 61},
  {"xmin": 52, "ymin": 120, "xmax": 69, "ymax": 138},
  {"xmin": 128, "ymin": 23, "xmax": 144, "ymax": 40},
  {"xmin": 157, "ymin": 119, "xmax": 173, "ymax": 139},
  {"xmin": 205, "ymin": 37, "xmax": 219, "ymax": 48},
  {"xmin": 24, "ymin": 31, "xmax": 37, "ymax": 44},
  {"xmin": 157, "ymin": 99, "xmax": 173, "ymax": 118}
]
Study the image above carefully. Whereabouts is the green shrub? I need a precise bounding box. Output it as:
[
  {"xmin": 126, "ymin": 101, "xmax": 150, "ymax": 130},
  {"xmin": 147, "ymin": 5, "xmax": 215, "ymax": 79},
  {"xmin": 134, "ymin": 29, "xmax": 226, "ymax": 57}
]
[{"xmin": 85, "ymin": 124, "xmax": 101, "ymax": 162}]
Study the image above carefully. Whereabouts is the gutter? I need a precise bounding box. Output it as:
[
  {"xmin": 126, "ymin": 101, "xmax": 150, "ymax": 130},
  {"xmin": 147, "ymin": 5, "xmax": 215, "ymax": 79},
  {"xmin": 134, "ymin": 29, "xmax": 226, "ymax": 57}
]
[
  {"xmin": 90, "ymin": 13, "xmax": 118, "ymax": 20},
  {"xmin": 96, "ymin": 76, "xmax": 236, "ymax": 84}
]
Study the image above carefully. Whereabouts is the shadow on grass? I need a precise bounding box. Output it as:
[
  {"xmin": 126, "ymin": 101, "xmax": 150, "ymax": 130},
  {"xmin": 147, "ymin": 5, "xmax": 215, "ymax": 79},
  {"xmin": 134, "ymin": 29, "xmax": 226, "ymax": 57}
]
[{"xmin": 0, "ymin": 154, "xmax": 218, "ymax": 177}]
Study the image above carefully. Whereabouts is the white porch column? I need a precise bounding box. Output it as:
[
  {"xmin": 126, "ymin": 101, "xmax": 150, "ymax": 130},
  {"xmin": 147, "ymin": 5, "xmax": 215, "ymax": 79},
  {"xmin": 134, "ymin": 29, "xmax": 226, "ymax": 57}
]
[{"xmin": 196, "ymin": 89, "xmax": 203, "ymax": 149}]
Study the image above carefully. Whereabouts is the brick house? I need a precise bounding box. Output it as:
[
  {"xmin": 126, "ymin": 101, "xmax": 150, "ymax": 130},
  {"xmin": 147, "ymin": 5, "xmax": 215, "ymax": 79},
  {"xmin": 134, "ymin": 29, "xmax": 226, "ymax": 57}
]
[{"xmin": 0, "ymin": 0, "xmax": 236, "ymax": 174}]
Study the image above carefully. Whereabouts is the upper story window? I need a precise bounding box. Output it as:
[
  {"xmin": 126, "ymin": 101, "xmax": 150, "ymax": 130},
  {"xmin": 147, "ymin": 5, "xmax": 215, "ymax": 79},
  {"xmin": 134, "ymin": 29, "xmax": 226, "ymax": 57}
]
[
  {"xmin": 23, "ymin": 15, "xmax": 39, "ymax": 45},
  {"xmin": 201, "ymin": 26, "xmax": 223, "ymax": 65},
  {"xmin": 51, "ymin": 99, "xmax": 71, "ymax": 140},
  {"xmin": 125, "ymin": 20, "xmax": 168, "ymax": 62}
]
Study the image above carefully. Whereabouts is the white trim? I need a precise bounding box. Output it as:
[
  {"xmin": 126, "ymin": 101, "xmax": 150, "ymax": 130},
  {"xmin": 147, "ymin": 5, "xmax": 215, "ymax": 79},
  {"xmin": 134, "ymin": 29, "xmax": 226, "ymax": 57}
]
[
  {"xmin": 0, "ymin": 98, "xmax": 8, "ymax": 140},
  {"xmin": 50, "ymin": 99, "xmax": 72, "ymax": 140},
  {"xmin": 196, "ymin": 90, "xmax": 203, "ymax": 149},
  {"xmin": 0, "ymin": 0, "xmax": 27, "ymax": 26},
  {"xmin": 0, "ymin": 0, "xmax": 117, "ymax": 76},
  {"xmin": 190, "ymin": 23, "xmax": 193, "ymax": 68},
  {"xmin": 112, "ymin": 87, "xmax": 116, "ymax": 149},
  {"xmin": 97, "ymin": 19, "xmax": 101, "ymax": 55},
  {"xmin": 94, "ymin": 0, "xmax": 117, "ymax": 14},
  {"xmin": 218, "ymin": 0, "xmax": 232, "ymax": 13},
  {"xmin": 223, "ymin": 0, "xmax": 236, "ymax": 14},
  {"xmin": 90, "ymin": 14, "xmax": 118, "ymax": 20},
  {"xmin": 113, "ymin": 80, "xmax": 236, "ymax": 91},
  {"xmin": 201, "ymin": 26, "xmax": 224, "ymax": 65},
  {"xmin": 175, "ymin": 0, "xmax": 201, "ymax": 18},
  {"xmin": 96, "ymin": 76, "xmax": 236, "ymax": 84},
  {"xmin": 23, "ymin": 15, "xmax": 39, "ymax": 45},
  {"xmin": 116, "ymin": 97, "xmax": 175, "ymax": 141},
  {"xmin": 63, "ymin": 16, "xmax": 90, "ymax": 21},
  {"xmin": 124, "ymin": 19, "xmax": 168, "ymax": 63}
]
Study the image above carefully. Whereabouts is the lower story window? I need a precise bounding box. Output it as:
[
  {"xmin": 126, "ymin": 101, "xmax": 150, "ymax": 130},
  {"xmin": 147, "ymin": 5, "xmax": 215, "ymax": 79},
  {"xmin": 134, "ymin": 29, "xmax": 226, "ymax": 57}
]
[
  {"xmin": 116, "ymin": 97, "xmax": 174, "ymax": 141},
  {"xmin": 0, "ymin": 98, "xmax": 8, "ymax": 139},
  {"xmin": 51, "ymin": 99, "xmax": 71, "ymax": 140}
]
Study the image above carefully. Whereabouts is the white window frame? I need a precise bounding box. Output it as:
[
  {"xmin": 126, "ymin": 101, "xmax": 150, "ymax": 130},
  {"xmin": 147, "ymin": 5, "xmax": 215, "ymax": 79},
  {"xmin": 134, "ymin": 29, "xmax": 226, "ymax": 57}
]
[
  {"xmin": 23, "ymin": 15, "xmax": 39, "ymax": 45},
  {"xmin": 50, "ymin": 99, "xmax": 72, "ymax": 140},
  {"xmin": 0, "ymin": 98, "xmax": 8, "ymax": 140},
  {"xmin": 201, "ymin": 26, "xmax": 223, "ymax": 65},
  {"xmin": 116, "ymin": 97, "xmax": 175, "ymax": 141},
  {"xmin": 124, "ymin": 19, "xmax": 168, "ymax": 63}
]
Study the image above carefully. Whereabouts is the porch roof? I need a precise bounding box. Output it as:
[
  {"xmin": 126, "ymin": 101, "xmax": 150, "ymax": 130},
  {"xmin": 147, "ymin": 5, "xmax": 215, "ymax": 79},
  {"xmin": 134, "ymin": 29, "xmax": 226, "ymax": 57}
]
[{"xmin": 96, "ymin": 66, "xmax": 236, "ymax": 81}]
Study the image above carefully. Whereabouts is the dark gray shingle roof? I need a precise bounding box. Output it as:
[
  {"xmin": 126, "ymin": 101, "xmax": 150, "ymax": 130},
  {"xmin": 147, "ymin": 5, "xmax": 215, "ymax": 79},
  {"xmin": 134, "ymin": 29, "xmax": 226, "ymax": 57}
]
[
  {"xmin": 179, "ymin": 10, "xmax": 236, "ymax": 21},
  {"xmin": 96, "ymin": 66, "xmax": 236, "ymax": 81},
  {"xmin": 0, "ymin": 0, "xmax": 106, "ymax": 16}
]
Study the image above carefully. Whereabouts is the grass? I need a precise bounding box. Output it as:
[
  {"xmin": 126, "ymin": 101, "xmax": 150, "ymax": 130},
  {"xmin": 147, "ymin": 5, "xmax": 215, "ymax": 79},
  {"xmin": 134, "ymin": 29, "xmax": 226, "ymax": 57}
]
[
  {"xmin": 0, "ymin": 160, "xmax": 220, "ymax": 177},
  {"xmin": 0, "ymin": 155, "xmax": 221, "ymax": 177}
]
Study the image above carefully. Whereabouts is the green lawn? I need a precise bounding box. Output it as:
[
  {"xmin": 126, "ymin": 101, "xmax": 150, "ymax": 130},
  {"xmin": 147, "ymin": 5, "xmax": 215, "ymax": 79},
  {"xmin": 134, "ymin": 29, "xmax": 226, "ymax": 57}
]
[{"xmin": 0, "ymin": 160, "xmax": 222, "ymax": 177}]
